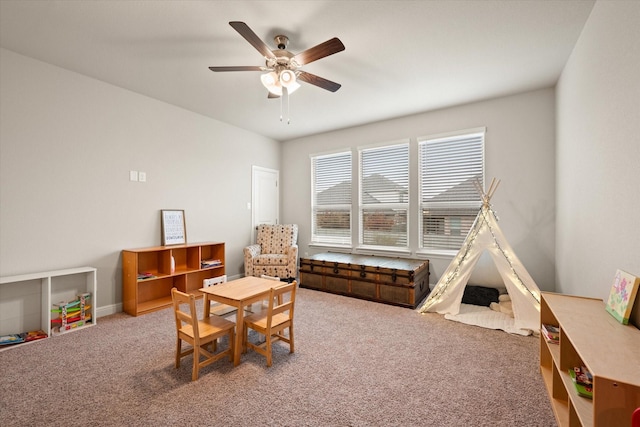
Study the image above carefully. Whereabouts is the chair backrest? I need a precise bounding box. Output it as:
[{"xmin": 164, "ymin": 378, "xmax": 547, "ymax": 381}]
[
  {"xmin": 203, "ymin": 274, "xmax": 227, "ymax": 288},
  {"xmin": 256, "ymin": 224, "xmax": 298, "ymax": 255},
  {"xmin": 266, "ymin": 281, "xmax": 297, "ymax": 329},
  {"xmin": 172, "ymin": 288, "xmax": 199, "ymax": 337}
]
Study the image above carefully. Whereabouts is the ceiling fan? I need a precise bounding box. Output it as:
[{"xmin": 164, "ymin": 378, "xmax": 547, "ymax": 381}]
[{"xmin": 209, "ymin": 21, "xmax": 345, "ymax": 98}]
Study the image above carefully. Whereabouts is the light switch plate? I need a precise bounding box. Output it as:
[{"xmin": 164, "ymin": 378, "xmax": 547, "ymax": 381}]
[
  {"xmin": 129, "ymin": 170, "xmax": 138, "ymax": 181},
  {"xmin": 138, "ymin": 171, "xmax": 146, "ymax": 182}
]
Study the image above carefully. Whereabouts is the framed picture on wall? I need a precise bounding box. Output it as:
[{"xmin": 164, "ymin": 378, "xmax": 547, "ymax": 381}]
[{"xmin": 161, "ymin": 210, "xmax": 187, "ymax": 246}]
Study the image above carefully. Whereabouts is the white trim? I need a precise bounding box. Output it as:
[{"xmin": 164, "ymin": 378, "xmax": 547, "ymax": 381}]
[
  {"xmin": 354, "ymin": 246, "xmax": 412, "ymax": 257},
  {"xmin": 96, "ymin": 303, "xmax": 121, "ymax": 317},
  {"xmin": 308, "ymin": 243, "xmax": 352, "ymax": 251},
  {"xmin": 357, "ymin": 138, "xmax": 410, "ymax": 151},
  {"xmin": 309, "ymin": 147, "xmax": 354, "ymax": 159},
  {"xmin": 417, "ymin": 126, "xmax": 486, "ymax": 143},
  {"xmin": 416, "ymin": 248, "xmax": 458, "ymax": 258}
]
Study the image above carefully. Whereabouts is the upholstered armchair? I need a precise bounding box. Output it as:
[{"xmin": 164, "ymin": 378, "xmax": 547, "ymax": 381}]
[{"xmin": 244, "ymin": 224, "xmax": 299, "ymax": 281}]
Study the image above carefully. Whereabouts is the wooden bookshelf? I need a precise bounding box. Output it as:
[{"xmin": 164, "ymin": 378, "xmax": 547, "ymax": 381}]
[
  {"xmin": 540, "ymin": 292, "xmax": 640, "ymax": 427},
  {"xmin": 122, "ymin": 242, "xmax": 224, "ymax": 316}
]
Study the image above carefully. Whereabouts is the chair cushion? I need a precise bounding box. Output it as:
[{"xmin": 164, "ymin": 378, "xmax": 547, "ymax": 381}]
[
  {"xmin": 257, "ymin": 224, "xmax": 298, "ymax": 255},
  {"xmin": 253, "ymin": 254, "xmax": 288, "ymax": 266}
]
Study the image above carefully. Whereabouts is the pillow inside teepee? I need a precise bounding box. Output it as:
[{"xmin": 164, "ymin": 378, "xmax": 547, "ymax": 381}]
[{"xmin": 461, "ymin": 285, "xmax": 500, "ymax": 307}]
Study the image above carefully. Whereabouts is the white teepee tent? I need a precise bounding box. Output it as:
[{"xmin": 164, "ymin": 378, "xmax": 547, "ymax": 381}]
[{"xmin": 418, "ymin": 179, "xmax": 541, "ymax": 335}]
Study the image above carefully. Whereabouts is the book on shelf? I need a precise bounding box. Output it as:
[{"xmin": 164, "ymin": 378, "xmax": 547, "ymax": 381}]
[
  {"xmin": 24, "ymin": 330, "xmax": 48, "ymax": 342},
  {"xmin": 137, "ymin": 272, "xmax": 157, "ymax": 280},
  {"xmin": 541, "ymin": 323, "xmax": 560, "ymax": 343},
  {"xmin": 201, "ymin": 259, "xmax": 222, "ymax": 268},
  {"xmin": 568, "ymin": 366, "xmax": 593, "ymax": 399},
  {"xmin": 0, "ymin": 329, "xmax": 49, "ymax": 347},
  {"xmin": 605, "ymin": 269, "xmax": 640, "ymax": 325},
  {"xmin": 0, "ymin": 334, "xmax": 25, "ymax": 346}
]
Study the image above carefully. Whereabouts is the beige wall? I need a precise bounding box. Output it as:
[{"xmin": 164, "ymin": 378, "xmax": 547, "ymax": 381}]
[
  {"xmin": 556, "ymin": 0, "xmax": 640, "ymax": 300},
  {"xmin": 281, "ymin": 88, "xmax": 557, "ymax": 291},
  {"xmin": 0, "ymin": 48, "xmax": 280, "ymax": 314}
]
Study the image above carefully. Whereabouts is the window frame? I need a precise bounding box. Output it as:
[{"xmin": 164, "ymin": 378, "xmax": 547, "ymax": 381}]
[
  {"xmin": 310, "ymin": 149, "xmax": 353, "ymax": 248},
  {"xmin": 416, "ymin": 127, "xmax": 485, "ymax": 256},
  {"xmin": 357, "ymin": 140, "xmax": 410, "ymax": 252}
]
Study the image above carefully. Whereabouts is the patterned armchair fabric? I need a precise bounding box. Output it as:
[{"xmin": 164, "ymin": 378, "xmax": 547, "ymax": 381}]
[{"xmin": 244, "ymin": 224, "xmax": 299, "ymax": 280}]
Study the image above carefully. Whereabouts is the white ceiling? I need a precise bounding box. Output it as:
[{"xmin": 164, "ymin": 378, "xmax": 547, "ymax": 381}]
[{"xmin": 0, "ymin": 0, "xmax": 595, "ymax": 142}]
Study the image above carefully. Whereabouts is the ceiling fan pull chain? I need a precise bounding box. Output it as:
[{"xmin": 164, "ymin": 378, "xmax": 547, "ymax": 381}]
[
  {"xmin": 287, "ymin": 89, "xmax": 291, "ymax": 125},
  {"xmin": 279, "ymin": 93, "xmax": 283, "ymax": 122}
]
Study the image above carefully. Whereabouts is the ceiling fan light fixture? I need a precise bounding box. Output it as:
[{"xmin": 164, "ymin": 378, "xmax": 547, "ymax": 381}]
[
  {"xmin": 279, "ymin": 69, "xmax": 295, "ymax": 85},
  {"xmin": 260, "ymin": 71, "xmax": 282, "ymax": 95},
  {"xmin": 285, "ymin": 80, "xmax": 301, "ymax": 94},
  {"xmin": 279, "ymin": 69, "xmax": 300, "ymax": 94}
]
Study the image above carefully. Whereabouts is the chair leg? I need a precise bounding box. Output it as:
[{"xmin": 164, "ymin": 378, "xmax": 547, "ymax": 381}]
[
  {"xmin": 192, "ymin": 345, "xmax": 200, "ymax": 381},
  {"xmin": 289, "ymin": 325, "xmax": 294, "ymax": 353},
  {"xmin": 228, "ymin": 329, "xmax": 235, "ymax": 362},
  {"xmin": 175, "ymin": 337, "xmax": 182, "ymax": 368},
  {"xmin": 265, "ymin": 334, "xmax": 272, "ymax": 367}
]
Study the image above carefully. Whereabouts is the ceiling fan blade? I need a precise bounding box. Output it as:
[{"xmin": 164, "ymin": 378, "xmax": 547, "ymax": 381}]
[
  {"xmin": 208, "ymin": 66, "xmax": 266, "ymax": 72},
  {"xmin": 267, "ymin": 91, "xmax": 280, "ymax": 99},
  {"xmin": 292, "ymin": 37, "xmax": 345, "ymax": 66},
  {"xmin": 229, "ymin": 21, "xmax": 276, "ymax": 60},
  {"xmin": 297, "ymin": 71, "xmax": 342, "ymax": 92}
]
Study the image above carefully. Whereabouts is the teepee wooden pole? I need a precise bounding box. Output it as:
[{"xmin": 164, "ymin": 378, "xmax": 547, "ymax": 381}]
[
  {"xmin": 473, "ymin": 178, "xmax": 485, "ymax": 198},
  {"xmin": 490, "ymin": 179, "xmax": 501, "ymax": 199},
  {"xmin": 487, "ymin": 178, "xmax": 500, "ymax": 201}
]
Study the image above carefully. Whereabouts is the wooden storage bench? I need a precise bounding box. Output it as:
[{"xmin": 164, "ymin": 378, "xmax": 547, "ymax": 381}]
[{"xmin": 299, "ymin": 252, "xmax": 429, "ymax": 308}]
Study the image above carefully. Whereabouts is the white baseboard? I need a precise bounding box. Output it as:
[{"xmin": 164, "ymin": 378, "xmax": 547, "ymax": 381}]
[{"xmin": 96, "ymin": 303, "xmax": 122, "ymax": 318}]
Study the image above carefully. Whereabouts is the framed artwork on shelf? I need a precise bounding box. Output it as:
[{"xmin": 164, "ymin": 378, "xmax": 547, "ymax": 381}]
[
  {"xmin": 161, "ymin": 210, "xmax": 187, "ymax": 246},
  {"xmin": 605, "ymin": 269, "xmax": 640, "ymax": 325}
]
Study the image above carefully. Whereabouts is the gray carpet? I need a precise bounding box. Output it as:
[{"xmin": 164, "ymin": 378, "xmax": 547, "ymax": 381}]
[{"xmin": 0, "ymin": 287, "xmax": 556, "ymax": 426}]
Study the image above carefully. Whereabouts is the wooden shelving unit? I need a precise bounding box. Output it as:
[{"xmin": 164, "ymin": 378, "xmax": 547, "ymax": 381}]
[
  {"xmin": 540, "ymin": 292, "xmax": 640, "ymax": 427},
  {"xmin": 122, "ymin": 242, "xmax": 225, "ymax": 316},
  {"xmin": 0, "ymin": 267, "xmax": 97, "ymax": 351}
]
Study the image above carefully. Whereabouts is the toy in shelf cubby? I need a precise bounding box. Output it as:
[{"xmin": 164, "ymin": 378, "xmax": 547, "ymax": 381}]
[{"xmin": 51, "ymin": 293, "xmax": 92, "ymax": 334}]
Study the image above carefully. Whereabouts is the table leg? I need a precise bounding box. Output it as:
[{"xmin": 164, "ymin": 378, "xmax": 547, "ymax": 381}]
[
  {"xmin": 203, "ymin": 294, "xmax": 211, "ymax": 317},
  {"xmin": 233, "ymin": 302, "xmax": 244, "ymax": 366}
]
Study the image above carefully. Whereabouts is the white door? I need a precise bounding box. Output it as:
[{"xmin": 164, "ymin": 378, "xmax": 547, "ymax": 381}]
[{"xmin": 252, "ymin": 166, "xmax": 279, "ymax": 242}]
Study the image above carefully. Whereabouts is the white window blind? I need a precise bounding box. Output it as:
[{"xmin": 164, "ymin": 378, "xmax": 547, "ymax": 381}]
[
  {"xmin": 359, "ymin": 143, "xmax": 409, "ymax": 249},
  {"xmin": 311, "ymin": 151, "xmax": 352, "ymax": 245},
  {"xmin": 418, "ymin": 130, "xmax": 484, "ymax": 251}
]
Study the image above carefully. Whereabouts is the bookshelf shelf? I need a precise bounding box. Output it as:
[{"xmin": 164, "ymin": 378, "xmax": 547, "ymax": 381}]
[
  {"xmin": 0, "ymin": 267, "xmax": 97, "ymax": 351},
  {"xmin": 540, "ymin": 292, "xmax": 640, "ymax": 427},
  {"xmin": 122, "ymin": 242, "xmax": 225, "ymax": 316}
]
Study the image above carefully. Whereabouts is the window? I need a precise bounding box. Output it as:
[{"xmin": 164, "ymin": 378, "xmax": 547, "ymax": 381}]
[
  {"xmin": 418, "ymin": 129, "xmax": 484, "ymax": 252},
  {"xmin": 311, "ymin": 151, "xmax": 352, "ymax": 246},
  {"xmin": 359, "ymin": 142, "xmax": 409, "ymax": 249}
]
